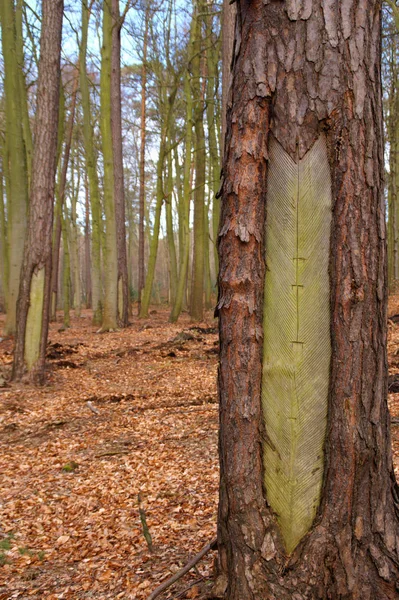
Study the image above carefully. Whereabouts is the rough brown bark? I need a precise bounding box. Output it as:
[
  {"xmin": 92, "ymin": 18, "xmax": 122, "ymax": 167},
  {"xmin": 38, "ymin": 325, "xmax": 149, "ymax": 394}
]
[
  {"xmin": 12, "ymin": 0, "xmax": 63, "ymax": 383},
  {"xmin": 217, "ymin": 1, "xmax": 399, "ymax": 598}
]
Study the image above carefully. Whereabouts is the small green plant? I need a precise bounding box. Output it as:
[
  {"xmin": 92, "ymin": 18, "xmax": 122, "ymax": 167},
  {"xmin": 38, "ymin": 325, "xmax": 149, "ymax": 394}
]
[
  {"xmin": 18, "ymin": 547, "xmax": 45, "ymax": 561},
  {"xmin": 0, "ymin": 538, "xmax": 11, "ymax": 551},
  {"xmin": 0, "ymin": 533, "xmax": 14, "ymax": 566},
  {"xmin": 18, "ymin": 547, "xmax": 33, "ymax": 557},
  {"xmin": 62, "ymin": 461, "xmax": 79, "ymax": 472}
]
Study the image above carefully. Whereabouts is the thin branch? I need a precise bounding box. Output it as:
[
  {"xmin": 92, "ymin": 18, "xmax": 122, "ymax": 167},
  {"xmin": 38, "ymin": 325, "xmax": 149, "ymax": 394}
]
[{"xmin": 146, "ymin": 537, "xmax": 217, "ymax": 600}]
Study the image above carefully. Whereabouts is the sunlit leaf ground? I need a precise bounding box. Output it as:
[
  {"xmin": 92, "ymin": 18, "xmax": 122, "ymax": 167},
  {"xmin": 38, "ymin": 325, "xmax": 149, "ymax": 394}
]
[
  {"xmin": 1, "ymin": 299, "xmax": 399, "ymax": 599},
  {"xmin": 0, "ymin": 309, "xmax": 219, "ymax": 599}
]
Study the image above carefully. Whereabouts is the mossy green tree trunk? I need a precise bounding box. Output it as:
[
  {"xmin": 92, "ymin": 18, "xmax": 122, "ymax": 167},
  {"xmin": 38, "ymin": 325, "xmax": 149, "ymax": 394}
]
[
  {"xmin": 99, "ymin": 0, "xmax": 118, "ymax": 331},
  {"xmin": 15, "ymin": 0, "xmax": 32, "ymax": 187},
  {"xmin": 0, "ymin": 0, "xmax": 28, "ymax": 335},
  {"xmin": 217, "ymin": 0, "xmax": 399, "ymax": 597},
  {"xmin": 12, "ymin": 0, "xmax": 63, "ymax": 383},
  {"xmin": 80, "ymin": 0, "xmax": 103, "ymax": 325}
]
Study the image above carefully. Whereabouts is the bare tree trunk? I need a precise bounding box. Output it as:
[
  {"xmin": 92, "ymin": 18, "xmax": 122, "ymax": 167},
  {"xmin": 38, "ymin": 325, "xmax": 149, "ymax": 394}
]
[
  {"xmin": 138, "ymin": 4, "xmax": 149, "ymax": 315},
  {"xmin": 50, "ymin": 75, "xmax": 78, "ymax": 321},
  {"xmin": 0, "ymin": 0, "xmax": 28, "ymax": 335},
  {"xmin": 217, "ymin": 1, "xmax": 399, "ymax": 597},
  {"xmin": 84, "ymin": 173, "xmax": 92, "ymax": 308},
  {"xmin": 12, "ymin": 0, "xmax": 63, "ymax": 383},
  {"xmin": 100, "ymin": 0, "xmax": 118, "ymax": 332},
  {"xmin": 80, "ymin": 0, "xmax": 103, "ymax": 325},
  {"xmin": 221, "ymin": 0, "xmax": 235, "ymax": 156},
  {"xmin": 190, "ymin": 1, "xmax": 206, "ymax": 322},
  {"xmin": 111, "ymin": 0, "xmax": 129, "ymax": 327}
]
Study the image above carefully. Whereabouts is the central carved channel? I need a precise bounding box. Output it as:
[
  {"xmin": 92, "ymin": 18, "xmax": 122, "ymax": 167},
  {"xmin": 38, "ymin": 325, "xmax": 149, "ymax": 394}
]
[{"xmin": 262, "ymin": 134, "xmax": 332, "ymax": 553}]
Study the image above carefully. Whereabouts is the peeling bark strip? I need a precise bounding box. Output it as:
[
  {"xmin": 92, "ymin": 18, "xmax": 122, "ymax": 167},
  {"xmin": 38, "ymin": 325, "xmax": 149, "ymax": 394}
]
[
  {"xmin": 262, "ymin": 134, "xmax": 332, "ymax": 554},
  {"xmin": 218, "ymin": 0, "xmax": 399, "ymax": 598}
]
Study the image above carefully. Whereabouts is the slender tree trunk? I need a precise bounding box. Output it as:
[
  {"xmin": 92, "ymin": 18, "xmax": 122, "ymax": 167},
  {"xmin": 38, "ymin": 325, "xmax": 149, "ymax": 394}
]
[
  {"xmin": 111, "ymin": 0, "xmax": 129, "ymax": 327},
  {"xmin": 205, "ymin": 7, "xmax": 221, "ymax": 278},
  {"xmin": 204, "ymin": 191, "xmax": 212, "ymax": 309},
  {"xmin": 139, "ymin": 138, "xmax": 166, "ymax": 319},
  {"xmin": 12, "ymin": 0, "xmax": 63, "ymax": 383},
  {"xmin": 165, "ymin": 147, "xmax": 178, "ymax": 306},
  {"xmin": 0, "ymin": 145, "xmax": 9, "ymax": 311},
  {"xmin": 221, "ymin": 0, "xmax": 235, "ymax": 156},
  {"xmin": 169, "ymin": 68, "xmax": 193, "ymax": 323},
  {"xmin": 70, "ymin": 144, "xmax": 81, "ymax": 318},
  {"xmin": 15, "ymin": 0, "xmax": 33, "ymax": 187},
  {"xmin": 0, "ymin": 0, "xmax": 28, "ymax": 335},
  {"xmin": 51, "ymin": 76, "xmax": 78, "ymax": 321},
  {"xmin": 61, "ymin": 206, "xmax": 71, "ymax": 328},
  {"xmin": 80, "ymin": 0, "xmax": 103, "ymax": 325},
  {"xmin": 138, "ymin": 4, "xmax": 149, "ymax": 315},
  {"xmin": 100, "ymin": 0, "xmax": 118, "ymax": 332},
  {"xmin": 190, "ymin": 2, "xmax": 206, "ymax": 322},
  {"xmin": 84, "ymin": 173, "xmax": 92, "ymax": 308},
  {"xmin": 217, "ymin": 1, "xmax": 399, "ymax": 598}
]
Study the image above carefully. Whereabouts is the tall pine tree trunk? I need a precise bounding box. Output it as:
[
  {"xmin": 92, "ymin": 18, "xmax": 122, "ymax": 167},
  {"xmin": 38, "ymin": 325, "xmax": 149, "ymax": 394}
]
[
  {"xmin": 217, "ymin": 1, "xmax": 399, "ymax": 597},
  {"xmin": 12, "ymin": 0, "xmax": 63, "ymax": 383}
]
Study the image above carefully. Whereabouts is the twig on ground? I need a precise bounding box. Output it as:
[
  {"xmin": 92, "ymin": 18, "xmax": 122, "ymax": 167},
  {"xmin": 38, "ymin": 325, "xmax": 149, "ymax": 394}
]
[
  {"xmin": 87, "ymin": 400, "xmax": 100, "ymax": 415},
  {"xmin": 175, "ymin": 577, "xmax": 204, "ymax": 599},
  {"xmin": 147, "ymin": 537, "xmax": 217, "ymax": 600},
  {"xmin": 138, "ymin": 493, "xmax": 153, "ymax": 552}
]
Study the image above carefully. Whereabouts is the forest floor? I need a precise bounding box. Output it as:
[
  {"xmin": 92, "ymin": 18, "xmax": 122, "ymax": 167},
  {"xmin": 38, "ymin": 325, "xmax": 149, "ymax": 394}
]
[{"xmin": 0, "ymin": 300, "xmax": 399, "ymax": 600}]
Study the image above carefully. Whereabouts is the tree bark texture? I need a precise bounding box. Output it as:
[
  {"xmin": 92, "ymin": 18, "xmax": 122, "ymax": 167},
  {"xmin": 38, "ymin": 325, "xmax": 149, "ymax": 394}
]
[
  {"xmin": 100, "ymin": 0, "xmax": 118, "ymax": 332},
  {"xmin": 190, "ymin": 1, "xmax": 206, "ymax": 322},
  {"xmin": 217, "ymin": 1, "xmax": 399, "ymax": 598},
  {"xmin": 0, "ymin": 0, "xmax": 28, "ymax": 336},
  {"xmin": 80, "ymin": 0, "xmax": 103, "ymax": 325},
  {"xmin": 50, "ymin": 75, "xmax": 78, "ymax": 321},
  {"xmin": 12, "ymin": 0, "xmax": 63, "ymax": 383},
  {"xmin": 111, "ymin": 0, "xmax": 129, "ymax": 327},
  {"xmin": 138, "ymin": 5, "xmax": 149, "ymax": 315}
]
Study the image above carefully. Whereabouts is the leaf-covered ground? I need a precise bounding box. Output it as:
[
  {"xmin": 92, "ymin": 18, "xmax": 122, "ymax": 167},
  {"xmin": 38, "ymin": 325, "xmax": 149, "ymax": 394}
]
[
  {"xmin": 1, "ymin": 301, "xmax": 399, "ymax": 600},
  {"xmin": 0, "ymin": 309, "xmax": 219, "ymax": 599}
]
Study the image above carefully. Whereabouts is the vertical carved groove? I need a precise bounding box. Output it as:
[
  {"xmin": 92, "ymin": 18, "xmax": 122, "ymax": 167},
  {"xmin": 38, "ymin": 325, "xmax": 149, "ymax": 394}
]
[{"xmin": 262, "ymin": 134, "xmax": 332, "ymax": 553}]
